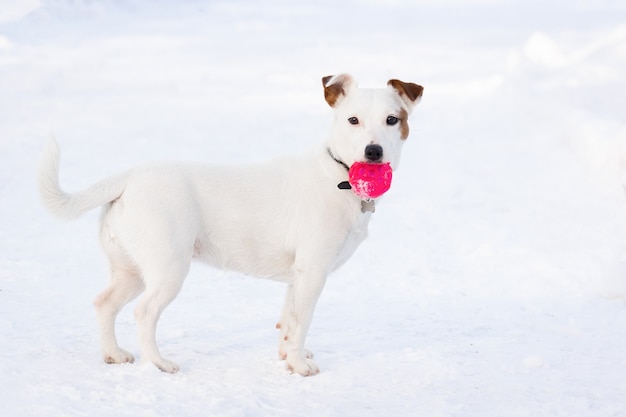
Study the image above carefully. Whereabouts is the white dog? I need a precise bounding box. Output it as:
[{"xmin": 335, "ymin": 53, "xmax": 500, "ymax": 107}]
[{"xmin": 39, "ymin": 74, "xmax": 423, "ymax": 376}]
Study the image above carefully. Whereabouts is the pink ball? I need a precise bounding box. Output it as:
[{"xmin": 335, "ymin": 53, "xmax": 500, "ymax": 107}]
[{"xmin": 348, "ymin": 162, "xmax": 393, "ymax": 199}]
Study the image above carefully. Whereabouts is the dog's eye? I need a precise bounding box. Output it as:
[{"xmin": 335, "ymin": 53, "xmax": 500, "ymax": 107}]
[
  {"xmin": 348, "ymin": 117, "xmax": 359, "ymax": 125},
  {"xmin": 386, "ymin": 116, "xmax": 399, "ymax": 126}
]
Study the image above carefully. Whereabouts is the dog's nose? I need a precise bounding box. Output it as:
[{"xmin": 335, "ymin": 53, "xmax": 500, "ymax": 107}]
[{"xmin": 364, "ymin": 144, "xmax": 383, "ymax": 162}]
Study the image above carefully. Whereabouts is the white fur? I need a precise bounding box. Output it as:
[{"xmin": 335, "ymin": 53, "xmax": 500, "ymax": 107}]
[{"xmin": 38, "ymin": 74, "xmax": 422, "ymax": 375}]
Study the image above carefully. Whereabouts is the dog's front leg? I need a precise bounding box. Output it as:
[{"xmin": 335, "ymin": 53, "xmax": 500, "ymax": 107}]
[
  {"xmin": 280, "ymin": 269, "xmax": 327, "ymax": 376},
  {"xmin": 277, "ymin": 283, "xmax": 314, "ymax": 361}
]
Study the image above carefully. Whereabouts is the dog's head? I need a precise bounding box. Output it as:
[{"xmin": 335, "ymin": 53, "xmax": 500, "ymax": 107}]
[{"xmin": 323, "ymin": 74, "xmax": 423, "ymax": 171}]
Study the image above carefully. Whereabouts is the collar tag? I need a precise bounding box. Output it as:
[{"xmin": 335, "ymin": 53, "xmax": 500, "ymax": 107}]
[{"xmin": 361, "ymin": 199, "xmax": 376, "ymax": 213}]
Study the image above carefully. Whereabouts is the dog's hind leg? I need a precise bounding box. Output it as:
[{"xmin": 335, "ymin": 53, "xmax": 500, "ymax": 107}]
[
  {"xmin": 134, "ymin": 260, "xmax": 189, "ymax": 373},
  {"xmin": 94, "ymin": 259, "xmax": 144, "ymax": 365},
  {"xmin": 277, "ymin": 283, "xmax": 293, "ymax": 360}
]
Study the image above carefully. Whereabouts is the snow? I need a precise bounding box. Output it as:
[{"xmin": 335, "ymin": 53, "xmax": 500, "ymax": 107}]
[{"xmin": 2, "ymin": 0, "xmax": 626, "ymax": 416}]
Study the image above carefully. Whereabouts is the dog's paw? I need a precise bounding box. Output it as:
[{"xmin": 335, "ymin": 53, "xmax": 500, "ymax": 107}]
[
  {"xmin": 154, "ymin": 358, "xmax": 180, "ymax": 374},
  {"xmin": 286, "ymin": 357, "xmax": 320, "ymax": 377},
  {"xmin": 279, "ymin": 347, "xmax": 314, "ymax": 360},
  {"xmin": 104, "ymin": 348, "xmax": 135, "ymax": 364}
]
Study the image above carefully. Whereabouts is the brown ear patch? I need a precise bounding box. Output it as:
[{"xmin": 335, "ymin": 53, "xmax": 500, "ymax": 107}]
[
  {"xmin": 388, "ymin": 79, "xmax": 424, "ymax": 103},
  {"xmin": 322, "ymin": 75, "xmax": 345, "ymax": 107}
]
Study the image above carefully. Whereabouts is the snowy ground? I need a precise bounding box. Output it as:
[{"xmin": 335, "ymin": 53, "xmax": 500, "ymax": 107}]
[{"xmin": 2, "ymin": 1, "xmax": 626, "ymax": 416}]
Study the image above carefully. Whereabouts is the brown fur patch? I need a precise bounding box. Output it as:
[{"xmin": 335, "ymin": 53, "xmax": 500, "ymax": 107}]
[
  {"xmin": 388, "ymin": 79, "xmax": 424, "ymax": 103},
  {"xmin": 399, "ymin": 108, "xmax": 410, "ymax": 140},
  {"xmin": 322, "ymin": 75, "xmax": 345, "ymax": 107}
]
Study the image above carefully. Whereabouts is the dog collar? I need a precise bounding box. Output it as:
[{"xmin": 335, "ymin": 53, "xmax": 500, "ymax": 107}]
[
  {"xmin": 327, "ymin": 148, "xmax": 352, "ymax": 190},
  {"xmin": 327, "ymin": 148, "xmax": 351, "ymax": 189},
  {"xmin": 326, "ymin": 148, "xmax": 375, "ymax": 213},
  {"xmin": 327, "ymin": 147, "xmax": 349, "ymax": 171}
]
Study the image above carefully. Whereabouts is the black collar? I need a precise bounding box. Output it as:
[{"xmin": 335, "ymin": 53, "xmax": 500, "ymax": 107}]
[
  {"xmin": 327, "ymin": 148, "xmax": 352, "ymax": 190},
  {"xmin": 327, "ymin": 147, "xmax": 349, "ymax": 171}
]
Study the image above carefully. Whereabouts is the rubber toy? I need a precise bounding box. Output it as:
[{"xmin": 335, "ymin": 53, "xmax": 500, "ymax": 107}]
[{"xmin": 348, "ymin": 162, "xmax": 393, "ymax": 199}]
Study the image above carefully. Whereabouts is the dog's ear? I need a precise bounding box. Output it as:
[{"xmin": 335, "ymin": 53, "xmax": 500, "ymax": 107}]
[
  {"xmin": 322, "ymin": 74, "xmax": 356, "ymax": 107},
  {"xmin": 387, "ymin": 79, "xmax": 424, "ymax": 112}
]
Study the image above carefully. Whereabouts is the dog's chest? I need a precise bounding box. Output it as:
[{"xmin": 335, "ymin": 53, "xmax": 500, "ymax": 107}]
[{"xmin": 332, "ymin": 212, "xmax": 371, "ymax": 271}]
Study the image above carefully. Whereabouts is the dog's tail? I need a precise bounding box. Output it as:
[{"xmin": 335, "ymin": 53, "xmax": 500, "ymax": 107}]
[{"xmin": 38, "ymin": 137, "xmax": 128, "ymax": 219}]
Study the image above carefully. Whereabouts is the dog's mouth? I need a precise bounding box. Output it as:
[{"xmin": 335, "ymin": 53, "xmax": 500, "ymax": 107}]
[
  {"xmin": 327, "ymin": 147, "xmax": 391, "ymax": 175},
  {"xmin": 328, "ymin": 145, "xmax": 387, "ymax": 168}
]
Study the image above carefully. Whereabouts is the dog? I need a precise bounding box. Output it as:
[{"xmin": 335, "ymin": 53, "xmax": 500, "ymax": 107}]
[{"xmin": 38, "ymin": 74, "xmax": 423, "ymax": 375}]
